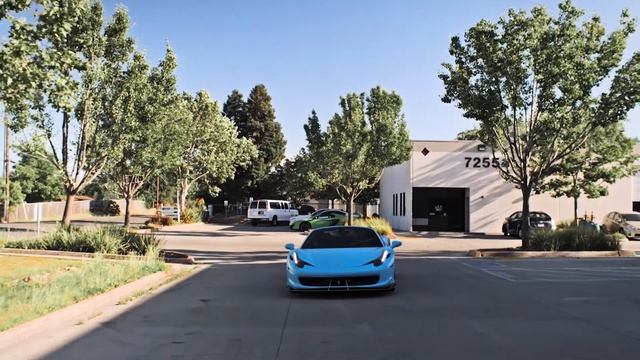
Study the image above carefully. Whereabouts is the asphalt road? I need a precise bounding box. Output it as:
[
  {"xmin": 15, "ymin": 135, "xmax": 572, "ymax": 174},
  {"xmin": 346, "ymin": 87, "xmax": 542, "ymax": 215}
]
[{"xmin": 45, "ymin": 256, "xmax": 640, "ymax": 360}]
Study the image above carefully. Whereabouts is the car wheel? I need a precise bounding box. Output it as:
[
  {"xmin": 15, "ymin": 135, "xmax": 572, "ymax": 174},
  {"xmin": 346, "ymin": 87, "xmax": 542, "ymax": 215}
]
[
  {"xmin": 300, "ymin": 222, "xmax": 311, "ymax": 232},
  {"xmin": 251, "ymin": 220, "xmax": 258, "ymax": 227},
  {"xmin": 271, "ymin": 216, "xmax": 278, "ymax": 226}
]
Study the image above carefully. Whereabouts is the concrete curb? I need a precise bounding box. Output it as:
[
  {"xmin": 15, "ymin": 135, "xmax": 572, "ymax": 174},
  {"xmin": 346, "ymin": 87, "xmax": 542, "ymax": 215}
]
[
  {"xmin": 468, "ymin": 249, "xmax": 637, "ymax": 258},
  {"xmin": 0, "ymin": 265, "xmax": 184, "ymax": 345},
  {"xmin": 0, "ymin": 248, "xmax": 196, "ymax": 264}
]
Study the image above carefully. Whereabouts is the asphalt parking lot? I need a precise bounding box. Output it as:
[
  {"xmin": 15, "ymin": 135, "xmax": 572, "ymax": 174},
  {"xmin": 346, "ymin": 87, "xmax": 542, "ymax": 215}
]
[{"xmin": 44, "ymin": 254, "xmax": 640, "ymax": 360}]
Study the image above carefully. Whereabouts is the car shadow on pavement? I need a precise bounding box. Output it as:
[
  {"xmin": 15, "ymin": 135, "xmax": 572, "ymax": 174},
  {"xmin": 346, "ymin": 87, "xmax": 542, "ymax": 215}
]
[
  {"xmin": 164, "ymin": 249, "xmax": 289, "ymax": 264},
  {"xmin": 404, "ymin": 231, "xmax": 513, "ymax": 240},
  {"xmin": 43, "ymin": 256, "xmax": 408, "ymax": 360}
]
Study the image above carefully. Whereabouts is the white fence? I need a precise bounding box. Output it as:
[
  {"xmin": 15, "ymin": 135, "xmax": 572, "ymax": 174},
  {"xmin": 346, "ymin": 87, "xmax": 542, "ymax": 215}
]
[{"xmin": 7, "ymin": 199, "xmax": 147, "ymax": 222}]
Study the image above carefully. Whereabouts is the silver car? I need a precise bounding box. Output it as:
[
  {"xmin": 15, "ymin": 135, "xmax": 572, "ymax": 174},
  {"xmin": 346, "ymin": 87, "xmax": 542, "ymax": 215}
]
[{"xmin": 602, "ymin": 212, "xmax": 640, "ymax": 239}]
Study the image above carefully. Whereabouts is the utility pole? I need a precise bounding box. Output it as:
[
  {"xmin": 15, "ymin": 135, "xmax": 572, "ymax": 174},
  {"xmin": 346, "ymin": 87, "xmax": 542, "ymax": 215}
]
[{"xmin": 3, "ymin": 111, "xmax": 9, "ymax": 223}]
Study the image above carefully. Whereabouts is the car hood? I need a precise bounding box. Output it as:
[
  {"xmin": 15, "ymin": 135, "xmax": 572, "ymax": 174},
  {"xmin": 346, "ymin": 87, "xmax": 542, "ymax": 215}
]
[
  {"xmin": 297, "ymin": 248, "xmax": 385, "ymax": 268},
  {"xmin": 626, "ymin": 221, "xmax": 640, "ymax": 228}
]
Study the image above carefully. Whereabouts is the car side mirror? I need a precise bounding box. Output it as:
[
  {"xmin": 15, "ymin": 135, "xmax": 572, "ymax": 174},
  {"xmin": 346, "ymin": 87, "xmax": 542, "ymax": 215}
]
[
  {"xmin": 391, "ymin": 240, "xmax": 402, "ymax": 249},
  {"xmin": 285, "ymin": 243, "xmax": 294, "ymax": 251}
]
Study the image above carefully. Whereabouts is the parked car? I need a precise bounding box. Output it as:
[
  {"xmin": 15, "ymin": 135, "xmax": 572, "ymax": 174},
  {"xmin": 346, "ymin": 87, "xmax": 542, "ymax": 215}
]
[
  {"xmin": 289, "ymin": 209, "xmax": 329, "ymax": 227},
  {"xmin": 248, "ymin": 199, "xmax": 298, "ymax": 226},
  {"xmin": 285, "ymin": 226, "xmax": 401, "ymax": 292},
  {"xmin": 290, "ymin": 209, "xmax": 362, "ymax": 232},
  {"xmin": 502, "ymin": 211, "xmax": 555, "ymax": 237},
  {"xmin": 602, "ymin": 212, "xmax": 640, "ymax": 239}
]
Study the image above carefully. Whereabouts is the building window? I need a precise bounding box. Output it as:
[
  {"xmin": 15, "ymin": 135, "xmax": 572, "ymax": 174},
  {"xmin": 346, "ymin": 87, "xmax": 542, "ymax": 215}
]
[
  {"xmin": 401, "ymin": 192, "xmax": 406, "ymax": 216},
  {"xmin": 393, "ymin": 194, "xmax": 397, "ymax": 216}
]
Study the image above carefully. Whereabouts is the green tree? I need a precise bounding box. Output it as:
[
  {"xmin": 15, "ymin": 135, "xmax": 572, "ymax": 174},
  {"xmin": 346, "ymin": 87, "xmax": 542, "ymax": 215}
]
[
  {"xmin": 542, "ymin": 124, "xmax": 638, "ymax": 223},
  {"xmin": 439, "ymin": 0, "xmax": 640, "ymax": 246},
  {"xmin": 218, "ymin": 85, "xmax": 286, "ymax": 201},
  {"xmin": 0, "ymin": 179, "xmax": 24, "ymax": 213},
  {"xmin": 306, "ymin": 86, "xmax": 411, "ymax": 225},
  {"xmin": 173, "ymin": 91, "xmax": 256, "ymax": 215},
  {"xmin": 106, "ymin": 47, "xmax": 184, "ymax": 227},
  {"xmin": 13, "ymin": 140, "xmax": 65, "ymax": 203},
  {"xmin": 2, "ymin": 1, "xmax": 137, "ymax": 226},
  {"xmin": 455, "ymin": 128, "xmax": 482, "ymax": 140}
]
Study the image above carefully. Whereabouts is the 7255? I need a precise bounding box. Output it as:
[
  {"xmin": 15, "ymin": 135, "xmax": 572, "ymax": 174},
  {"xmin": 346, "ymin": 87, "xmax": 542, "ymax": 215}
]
[{"xmin": 464, "ymin": 157, "xmax": 500, "ymax": 168}]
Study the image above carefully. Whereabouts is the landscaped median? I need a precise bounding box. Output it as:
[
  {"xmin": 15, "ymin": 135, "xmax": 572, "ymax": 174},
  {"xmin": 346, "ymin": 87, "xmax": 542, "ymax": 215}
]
[
  {"xmin": 0, "ymin": 254, "xmax": 166, "ymax": 331},
  {"xmin": 469, "ymin": 227, "xmax": 636, "ymax": 258},
  {"xmin": 0, "ymin": 226, "xmax": 196, "ymax": 332}
]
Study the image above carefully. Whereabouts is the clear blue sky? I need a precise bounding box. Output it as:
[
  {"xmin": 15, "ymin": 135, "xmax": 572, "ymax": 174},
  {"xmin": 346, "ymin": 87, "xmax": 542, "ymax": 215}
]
[{"xmin": 13, "ymin": 1, "xmax": 640, "ymax": 155}]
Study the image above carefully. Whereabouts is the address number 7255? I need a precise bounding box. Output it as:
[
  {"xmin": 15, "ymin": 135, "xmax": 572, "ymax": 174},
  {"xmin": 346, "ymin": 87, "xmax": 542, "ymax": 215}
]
[{"xmin": 464, "ymin": 157, "xmax": 500, "ymax": 168}]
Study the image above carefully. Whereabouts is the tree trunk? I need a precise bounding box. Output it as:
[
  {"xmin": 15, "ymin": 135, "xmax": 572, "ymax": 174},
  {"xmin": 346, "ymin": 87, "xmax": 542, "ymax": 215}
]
[
  {"xmin": 330, "ymin": 198, "xmax": 334, "ymax": 209},
  {"xmin": 124, "ymin": 194, "xmax": 132, "ymax": 228},
  {"xmin": 521, "ymin": 187, "xmax": 531, "ymax": 249},
  {"xmin": 62, "ymin": 193, "xmax": 75, "ymax": 227},
  {"xmin": 347, "ymin": 193, "xmax": 355, "ymax": 226},
  {"xmin": 179, "ymin": 180, "xmax": 189, "ymax": 218},
  {"xmin": 573, "ymin": 196, "xmax": 578, "ymax": 226}
]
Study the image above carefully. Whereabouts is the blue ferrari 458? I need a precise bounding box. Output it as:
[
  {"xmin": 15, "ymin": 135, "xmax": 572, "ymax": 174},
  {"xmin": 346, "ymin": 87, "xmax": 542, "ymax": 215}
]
[{"xmin": 285, "ymin": 226, "xmax": 402, "ymax": 291}]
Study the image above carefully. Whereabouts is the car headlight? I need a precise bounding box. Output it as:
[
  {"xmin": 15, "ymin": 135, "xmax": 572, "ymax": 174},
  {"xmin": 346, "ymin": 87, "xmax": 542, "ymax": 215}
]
[
  {"xmin": 367, "ymin": 250, "xmax": 390, "ymax": 267},
  {"xmin": 290, "ymin": 252, "xmax": 312, "ymax": 268}
]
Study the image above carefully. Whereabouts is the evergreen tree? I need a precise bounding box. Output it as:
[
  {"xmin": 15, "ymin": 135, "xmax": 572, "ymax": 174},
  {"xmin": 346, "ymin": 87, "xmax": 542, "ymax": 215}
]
[
  {"xmin": 223, "ymin": 90, "xmax": 249, "ymax": 137},
  {"xmin": 246, "ymin": 84, "xmax": 286, "ymax": 197},
  {"xmin": 219, "ymin": 84, "xmax": 286, "ymax": 201}
]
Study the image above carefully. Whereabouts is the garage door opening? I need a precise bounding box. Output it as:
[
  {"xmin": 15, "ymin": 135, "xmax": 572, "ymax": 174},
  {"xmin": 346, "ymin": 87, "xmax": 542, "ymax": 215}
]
[{"xmin": 412, "ymin": 187, "xmax": 469, "ymax": 232}]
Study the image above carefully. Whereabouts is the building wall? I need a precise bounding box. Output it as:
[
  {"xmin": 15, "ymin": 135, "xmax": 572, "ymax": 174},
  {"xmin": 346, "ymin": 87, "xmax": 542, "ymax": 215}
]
[
  {"xmin": 380, "ymin": 159, "xmax": 412, "ymax": 230},
  {"xmin": 382, "ymin": 140, "xmax": 637, "ymax": 233}
]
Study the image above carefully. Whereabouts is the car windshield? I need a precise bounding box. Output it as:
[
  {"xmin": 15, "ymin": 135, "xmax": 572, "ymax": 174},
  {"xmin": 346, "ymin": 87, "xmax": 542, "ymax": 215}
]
[
  {"xmin": 301, "ymin": 227, "xmax": 382, "ymax": 249},
  {"xmin": 310, "ymin": 210, "xmax": 324, "ymax": 217},
  {"xmin": 622, "ymin": 213, "xmax": 640, "ymax": 221},
  {"xmin": 530, "ymin": 212, "xmax": 551, "ymax": 220}
]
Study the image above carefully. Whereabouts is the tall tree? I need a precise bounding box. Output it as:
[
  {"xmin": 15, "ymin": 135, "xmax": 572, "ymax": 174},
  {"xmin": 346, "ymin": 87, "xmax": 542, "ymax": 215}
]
[
  {"xmin": 2, "ymin": 1, "xmax": 136, "ymax": 226},
  {"xmin": 542, "ymin": 124, "xmax": 638, "ymax": 223},
  {"xmin": 439, "ymin": 0, "xmax": 640, "ymax": 246},
  {"xmin": 245, "ymin": 84, "xmax": 286, "ymax": 197},
  {"xmin": 106, "ymin": 47, "xmax": 184, "ymax": 227},
  {"xmin": 306, "ymin": 86, "xmax": 411, "ymax": 224},
  {"xmin": 218, "ymin": 85, "xmax": 286, "ymax": 201},
  {"xmin": 173, "ymin": 91, "xmax": 256, "ymax": 215},
  {"xmin": 223, "ymin": 90, "xmax": 249, "ymax": 137},
  {"xmin": 13, "ymin": 139, "xmax": 65, "ymax": 203}
]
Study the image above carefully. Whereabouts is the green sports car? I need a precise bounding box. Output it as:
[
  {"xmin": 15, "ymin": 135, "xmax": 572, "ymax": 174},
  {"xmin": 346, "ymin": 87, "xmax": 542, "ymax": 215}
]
[{"xmin": 289, "ymin": 209, "xmax": 362, "ymax": 231}]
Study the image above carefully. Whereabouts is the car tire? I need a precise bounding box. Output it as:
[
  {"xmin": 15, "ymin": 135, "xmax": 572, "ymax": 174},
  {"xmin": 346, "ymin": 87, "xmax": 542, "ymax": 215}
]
[
  {"xmin": 271, "ymin": 216, "xmax": 278, "ymax": 226},
  {"xmin": 300, "ymin": 222, "xmax": 311, "ymax": 232}
]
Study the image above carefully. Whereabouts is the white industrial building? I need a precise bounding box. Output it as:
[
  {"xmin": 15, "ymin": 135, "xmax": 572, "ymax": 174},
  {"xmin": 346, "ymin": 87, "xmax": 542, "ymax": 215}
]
[{"xmin": 381, "ymin": 140, "xmax": 640, "ymax": 234}]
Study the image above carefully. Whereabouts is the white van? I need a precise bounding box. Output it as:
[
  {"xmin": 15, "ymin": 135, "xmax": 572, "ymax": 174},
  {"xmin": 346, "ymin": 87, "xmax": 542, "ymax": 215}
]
[{"xmin": 248, "ymin": 200, "xmax": 299, "ymax": 226}]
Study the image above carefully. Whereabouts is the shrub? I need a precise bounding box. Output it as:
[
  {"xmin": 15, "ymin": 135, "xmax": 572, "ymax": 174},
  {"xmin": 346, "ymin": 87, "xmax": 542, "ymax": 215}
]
[
  {"xmin": 529, "ymin": 228, "xmax": 622, "ymax": 251},
  {"xmin": 181, "ymin": 199, "xmax": 204, "ymax": 224},
  {"xmin": 555, "ymin": 220, "xmax": 576, "ymax": 230},
  {"xmin": 146, "ymin": 216, "xmax": 175, "ymax": 226},
  {"xmin": 353, "ymin": 217, "xmax": 395, "ymax": 237},
  {"xmin": 4, "ymin": 226, "xmax": 159, "ymax": 255},
  {"xmin": 89, "ymin": 200, "xmax": 121, "ymax": 216}
]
